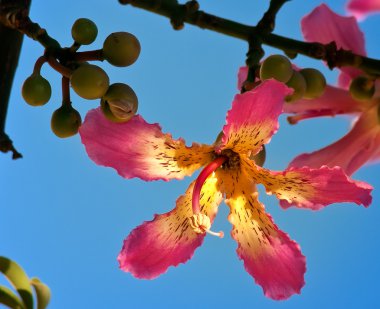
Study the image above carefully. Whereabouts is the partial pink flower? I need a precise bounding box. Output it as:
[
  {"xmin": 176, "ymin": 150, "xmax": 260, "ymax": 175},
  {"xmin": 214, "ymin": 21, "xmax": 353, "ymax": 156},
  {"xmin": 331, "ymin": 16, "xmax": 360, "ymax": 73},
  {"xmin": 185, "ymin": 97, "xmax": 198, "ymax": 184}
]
[
  {"xmin": 347, "ymin": 0, "xmax": 380, "ymax": 20},
  {"xmin": 290, "ymin": 107, "xmax": 380, "ymax": 175},
  {"xmin": 301, "ymin": 3, "xmax": 366, "ymax": 89},
  {"xmin": 80, "ymin": 80, "xmax": 372, "ymax": 300},
  {"xmin": 286, "ymin": 4, "xmax": 380, "ymax": 175}
]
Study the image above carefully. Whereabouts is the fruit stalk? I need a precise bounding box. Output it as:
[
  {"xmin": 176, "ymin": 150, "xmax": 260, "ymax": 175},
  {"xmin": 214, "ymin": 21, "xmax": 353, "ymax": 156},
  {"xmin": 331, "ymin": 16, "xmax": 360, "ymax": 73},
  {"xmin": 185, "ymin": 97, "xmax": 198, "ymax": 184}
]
[
  {"xmin": 72, "ymin": 49, "xmax": 104, "ymax": 62},
  {"xmin": 62, "ymin": 76, "xmax": 71, "ymax": 106}
]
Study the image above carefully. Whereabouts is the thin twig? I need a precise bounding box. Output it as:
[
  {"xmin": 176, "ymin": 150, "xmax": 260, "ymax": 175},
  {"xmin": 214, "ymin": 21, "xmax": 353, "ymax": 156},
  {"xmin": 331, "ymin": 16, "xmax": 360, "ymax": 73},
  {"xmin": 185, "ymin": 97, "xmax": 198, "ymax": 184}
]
[{"xmin": 256, "ymin": 0, "xmax": 289, "ymax": 33}]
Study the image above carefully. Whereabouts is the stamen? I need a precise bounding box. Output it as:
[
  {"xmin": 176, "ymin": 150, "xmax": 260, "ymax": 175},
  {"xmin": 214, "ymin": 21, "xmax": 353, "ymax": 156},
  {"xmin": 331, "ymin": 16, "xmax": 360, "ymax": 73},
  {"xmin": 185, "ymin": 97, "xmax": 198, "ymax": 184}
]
[
  {"xmin": 287, "ymin": 110, "xmax": 337, "ymax": 124},
  {"xmin": 190, "ymin": 156, "xmax": 227, "ymax": 238},
  {"xmin": 205, "ymin": 229, "xmax": 224, "ymax": 238}
]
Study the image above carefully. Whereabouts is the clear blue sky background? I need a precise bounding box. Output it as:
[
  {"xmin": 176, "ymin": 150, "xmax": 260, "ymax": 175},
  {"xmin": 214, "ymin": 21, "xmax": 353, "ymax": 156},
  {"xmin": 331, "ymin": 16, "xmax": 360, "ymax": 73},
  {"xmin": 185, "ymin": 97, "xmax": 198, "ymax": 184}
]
[{"xmin": 1, "ymin": 0, "xmax": 379, "ymax": 308}]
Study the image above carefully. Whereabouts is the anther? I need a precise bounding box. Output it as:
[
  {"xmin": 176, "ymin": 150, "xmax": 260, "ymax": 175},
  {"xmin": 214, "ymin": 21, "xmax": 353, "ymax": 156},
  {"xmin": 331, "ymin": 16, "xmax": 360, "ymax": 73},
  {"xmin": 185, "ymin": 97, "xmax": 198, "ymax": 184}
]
[{"xmin": 189, "ymin": 214, "xmax": 224, "ymax": 238}]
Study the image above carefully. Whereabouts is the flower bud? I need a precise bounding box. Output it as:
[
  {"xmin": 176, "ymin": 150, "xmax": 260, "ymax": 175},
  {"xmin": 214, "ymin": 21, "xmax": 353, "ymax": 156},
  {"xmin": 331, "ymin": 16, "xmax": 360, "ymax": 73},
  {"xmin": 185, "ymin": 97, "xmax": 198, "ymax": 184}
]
[{"xmin": 101, "ymin": 83, "xmax": 138, "ymax": 122}]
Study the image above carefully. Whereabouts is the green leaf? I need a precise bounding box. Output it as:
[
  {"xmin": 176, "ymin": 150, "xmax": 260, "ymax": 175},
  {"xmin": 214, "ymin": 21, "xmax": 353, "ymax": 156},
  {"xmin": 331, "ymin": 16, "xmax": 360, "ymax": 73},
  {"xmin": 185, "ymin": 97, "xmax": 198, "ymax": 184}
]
[
  {"xmin": 0, "ymin": 285, "xmax": 24, "ymax": 308},
  {"xmin": 30, "ymin": 278, "xmax": 50, "ymax": 309},
  {"xmin": 0, "ymin": 257, "xmax": 34, "ymax": 309}
]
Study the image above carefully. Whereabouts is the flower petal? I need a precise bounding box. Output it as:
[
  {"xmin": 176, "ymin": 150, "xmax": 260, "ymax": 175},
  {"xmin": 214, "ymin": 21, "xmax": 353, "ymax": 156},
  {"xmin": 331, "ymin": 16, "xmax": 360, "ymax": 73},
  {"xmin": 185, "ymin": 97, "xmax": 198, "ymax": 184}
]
[
  {"xmin": 80, "ymin": 108, "xmax": 214, "ymax": 181},
  {"xmin": 223, "ymin": 172, "xmax": 305, "ymax": 300},
  {"xmin": 216, "ymin": 80, "xmax": 292, "ymax": 155},
  {"xmin": 237, "ymin": 66, "xmax": 249, "ymax": 90},
  {"xmin": 301, "ymin": 4, "xmax": 366, "ymax": 87},
  {"xmin": 284, "ymin": 85, "xmax": 365, "ymax": 122},
  {"xmin": 347, "ymin": 0, "xmax": 380, "ymax": 20},
  {"xmin": 118, "ymin": 174, "xmax": 223, "ymax": 279},
  {"xmin": 290, "ymin": 106, "xmax": 380, "ymax": 175},
  {"xmin": 241, "ymin": 157, "xmax": 372, "ymax": 210}
]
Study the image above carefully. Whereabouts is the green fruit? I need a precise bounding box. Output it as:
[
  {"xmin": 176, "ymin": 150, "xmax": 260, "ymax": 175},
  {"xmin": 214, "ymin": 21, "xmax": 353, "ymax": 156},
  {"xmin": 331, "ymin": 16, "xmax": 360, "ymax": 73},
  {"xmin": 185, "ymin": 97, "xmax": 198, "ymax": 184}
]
[
  {"xmin": 22, "ymin": 74, "xmax": 51, "ymax": 106},
  {"xmin": 300, "ymin": 68, "xmax": 326, "ymax": 99},
  {"xmin": 349, "ymin": 76, "xmax": 375, "ymax": 101},
  {"xmin": 71, "ymin": 18, "xmax": 98, "ymax": 45},
  {"xmin": 249, "ymin": 145, "xmax": 266, "ymax": 167},
  {"xmin": 103, "ymin": 32, "xmax": 141, "ymax": 67},
  {"xmin": 286, "ymin": 70, "xmax": 307, "ymax": 103},
  {"xmin": 51, "ymin": 105, "xmax": 82, "ymax": 138},
  {"xmin": 100, "ymin": 83, "xmax": 138, "ymax": 122},
  {"xmin": 70, "ymin": 64, "xmax": 109, "ymax": 100},
  {"xmin": 260, "ymin": 55, "xmax": 293, "ymax": 83}
]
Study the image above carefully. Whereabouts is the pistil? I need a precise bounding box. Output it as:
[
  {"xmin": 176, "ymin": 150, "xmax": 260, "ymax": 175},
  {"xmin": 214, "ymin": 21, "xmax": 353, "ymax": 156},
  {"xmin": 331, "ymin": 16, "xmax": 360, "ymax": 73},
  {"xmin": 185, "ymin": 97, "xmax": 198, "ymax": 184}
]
[{"xmin": 190, "ymin": 156, "xmax": 227, "ymax": 238}]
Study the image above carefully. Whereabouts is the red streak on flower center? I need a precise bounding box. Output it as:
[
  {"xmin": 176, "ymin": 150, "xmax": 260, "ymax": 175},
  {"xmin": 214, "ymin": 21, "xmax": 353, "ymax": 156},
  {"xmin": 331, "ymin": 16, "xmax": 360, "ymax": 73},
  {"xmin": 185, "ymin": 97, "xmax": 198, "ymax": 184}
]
[{"xmin": 192, "ymin": 156, "xmax": 227, "ymax": 214}]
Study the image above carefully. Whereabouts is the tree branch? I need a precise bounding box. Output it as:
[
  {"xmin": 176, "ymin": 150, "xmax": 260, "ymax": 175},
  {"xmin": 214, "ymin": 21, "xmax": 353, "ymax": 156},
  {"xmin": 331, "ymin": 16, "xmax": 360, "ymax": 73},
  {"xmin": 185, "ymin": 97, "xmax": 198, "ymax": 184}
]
[
  {"xmin": 119, "ymin": 0, "xmax": 380, "ymax": 76},
  {"xmin": 0, "ymin": 0, "xmax": 31, "ymax": 159}
]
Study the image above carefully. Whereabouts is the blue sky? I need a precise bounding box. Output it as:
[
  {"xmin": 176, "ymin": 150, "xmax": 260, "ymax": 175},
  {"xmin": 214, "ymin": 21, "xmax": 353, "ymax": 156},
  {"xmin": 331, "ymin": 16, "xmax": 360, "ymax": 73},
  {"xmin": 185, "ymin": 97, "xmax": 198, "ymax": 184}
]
[{"xmin": 1, "ymin": 0, "xmax": 379, "ymax": 308}]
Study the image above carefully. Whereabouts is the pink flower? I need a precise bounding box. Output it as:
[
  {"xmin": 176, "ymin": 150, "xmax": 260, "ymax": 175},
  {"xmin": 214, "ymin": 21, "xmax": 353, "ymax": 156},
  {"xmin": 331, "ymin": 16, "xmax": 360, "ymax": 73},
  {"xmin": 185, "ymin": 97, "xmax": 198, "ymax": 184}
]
[
  {"xmin": 283, "ymin": 4, "xmax": 380, "ymax": 175},
  {"xmin": 80, "ymin": 79, "xmax": 372, "ymax": 300},
  {"xmin": 347, "ymin": 0, "xmax": 380, "ymax": 20}
]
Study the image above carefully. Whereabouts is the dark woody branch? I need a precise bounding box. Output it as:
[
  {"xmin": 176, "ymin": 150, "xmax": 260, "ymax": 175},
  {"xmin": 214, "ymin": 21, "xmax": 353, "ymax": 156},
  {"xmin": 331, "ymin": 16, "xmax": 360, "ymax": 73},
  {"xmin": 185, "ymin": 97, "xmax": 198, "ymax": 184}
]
[{"xmin": 119, "ymin": 0, "xmax": 380, "ymax": 76}]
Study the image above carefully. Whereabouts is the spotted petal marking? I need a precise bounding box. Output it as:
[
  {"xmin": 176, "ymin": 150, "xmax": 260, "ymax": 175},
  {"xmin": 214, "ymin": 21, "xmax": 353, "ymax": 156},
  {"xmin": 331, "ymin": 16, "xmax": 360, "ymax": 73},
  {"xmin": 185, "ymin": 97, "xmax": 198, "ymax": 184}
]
[
  {"xmin": 241, "ymin": 156, "xmax": 372, "ymax": 210},
  {"xmin": 216, "ymin": 80, "xmax": 292, "ymax": 156},
  {"xmin": 118, "ymin": 174, "xmax": 223, "ymax": 279},
  {"xmin": 223, "ymin": 171, "xmax": 306, "ymax": 300},
  {"xmin": 80, "ymin": 108, "xmax": 214, "ymax": 181}
]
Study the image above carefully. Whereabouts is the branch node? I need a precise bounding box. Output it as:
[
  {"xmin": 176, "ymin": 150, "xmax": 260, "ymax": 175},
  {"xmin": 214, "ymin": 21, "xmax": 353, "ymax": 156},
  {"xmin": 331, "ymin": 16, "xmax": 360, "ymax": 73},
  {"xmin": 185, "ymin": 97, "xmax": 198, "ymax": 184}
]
[
  {"xmin": 0, "ymin": 133, "xmax": 22, "ymax": 159},
  {"xmin": 185, "ymin": 0, "xmax": 199, "ymax": 14}
]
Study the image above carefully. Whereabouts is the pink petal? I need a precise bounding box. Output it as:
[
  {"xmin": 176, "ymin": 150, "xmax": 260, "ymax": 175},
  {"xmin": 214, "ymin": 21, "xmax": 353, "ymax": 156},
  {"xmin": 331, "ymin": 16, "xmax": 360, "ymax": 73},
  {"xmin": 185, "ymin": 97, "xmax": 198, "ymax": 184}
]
[
  {"xmin": 241, "ymin": 157, "xmax": 372, "ymax": 210},
  {"xmin": 237, "ymin": 66, "xmax": 249, "ymax": 90},
  {"xmin": 347, "ymin": 0, "xmax": 380, "ymax": 20},
  {"xmin": 284, "ymin": 85, "xmax": 364, "ymax": 122},
  {"xmin": 118, "ymin": 176, "xmax": 223, "ymax": 279},
  {"xmin": 301, "ymin": 4, "xmax": 366, "ymax": 87},
  {"xmin": 338, "ymin": 71, "xmax": 356, "ymax": 89},
  {"xmin": 224, "ymin": 173, "xmax": 305, "ymax": 300},
  {"xmin": 290, "ymin": 106, "xmax": 380, "ymax": 175},
  {"xmin": 216, "ymin": 80, "xmax": 292, "ymax": 155},
  {"xmin": 80, "ymin": 108, "xmax": 214, "ymax": 181}
]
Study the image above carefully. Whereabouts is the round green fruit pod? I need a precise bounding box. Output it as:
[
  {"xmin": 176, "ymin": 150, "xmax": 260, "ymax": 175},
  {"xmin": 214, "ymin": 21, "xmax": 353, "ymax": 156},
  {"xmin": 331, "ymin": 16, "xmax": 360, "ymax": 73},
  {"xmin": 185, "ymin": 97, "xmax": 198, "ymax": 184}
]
[
  {"xmin": 103, "ymin": 32, "xmax": 141, "ymax": 67},
  {"xmin": 349, "ymin": 76, "xmax": 375, "ymax": 101},
  {"xmin": 22, "ymin": 74, "xmax": 52, "ymax": 106},
  {"xmin": 70, "ymin": 64, "xmax": 110, "ymax": 100},
  {"xmin": 71, "ymin": 18, "xmax": 98, "ymax": 45},
  {"xmin": 300, "ymin": 68, "xmax": 326, "ymax": 99},
  {"xmin": 101, "ymin": 83, "xmax": 138, "ymax": 123},
  {"xmin": 260, "ymin": 55, "xmax": 293, "ymax": 83},
  {"xmin": 285, "ymin": 70, "xmax": 307, "ymax": 103},
  {"xmin": 51, "ymin": 105, "xmax": 82, "ymax": 138}
]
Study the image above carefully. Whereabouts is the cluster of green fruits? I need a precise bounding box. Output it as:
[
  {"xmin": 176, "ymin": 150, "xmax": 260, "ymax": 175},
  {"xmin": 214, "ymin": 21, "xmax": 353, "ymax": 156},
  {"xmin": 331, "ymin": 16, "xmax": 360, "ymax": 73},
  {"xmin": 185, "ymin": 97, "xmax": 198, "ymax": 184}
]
[
  {"xmin": 21, "ymin": 18, "xmax": 141, "ymax": 138},
  {"xmin": 259, "ymin": 54, "xmax": 326, "ymax": 102}
]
